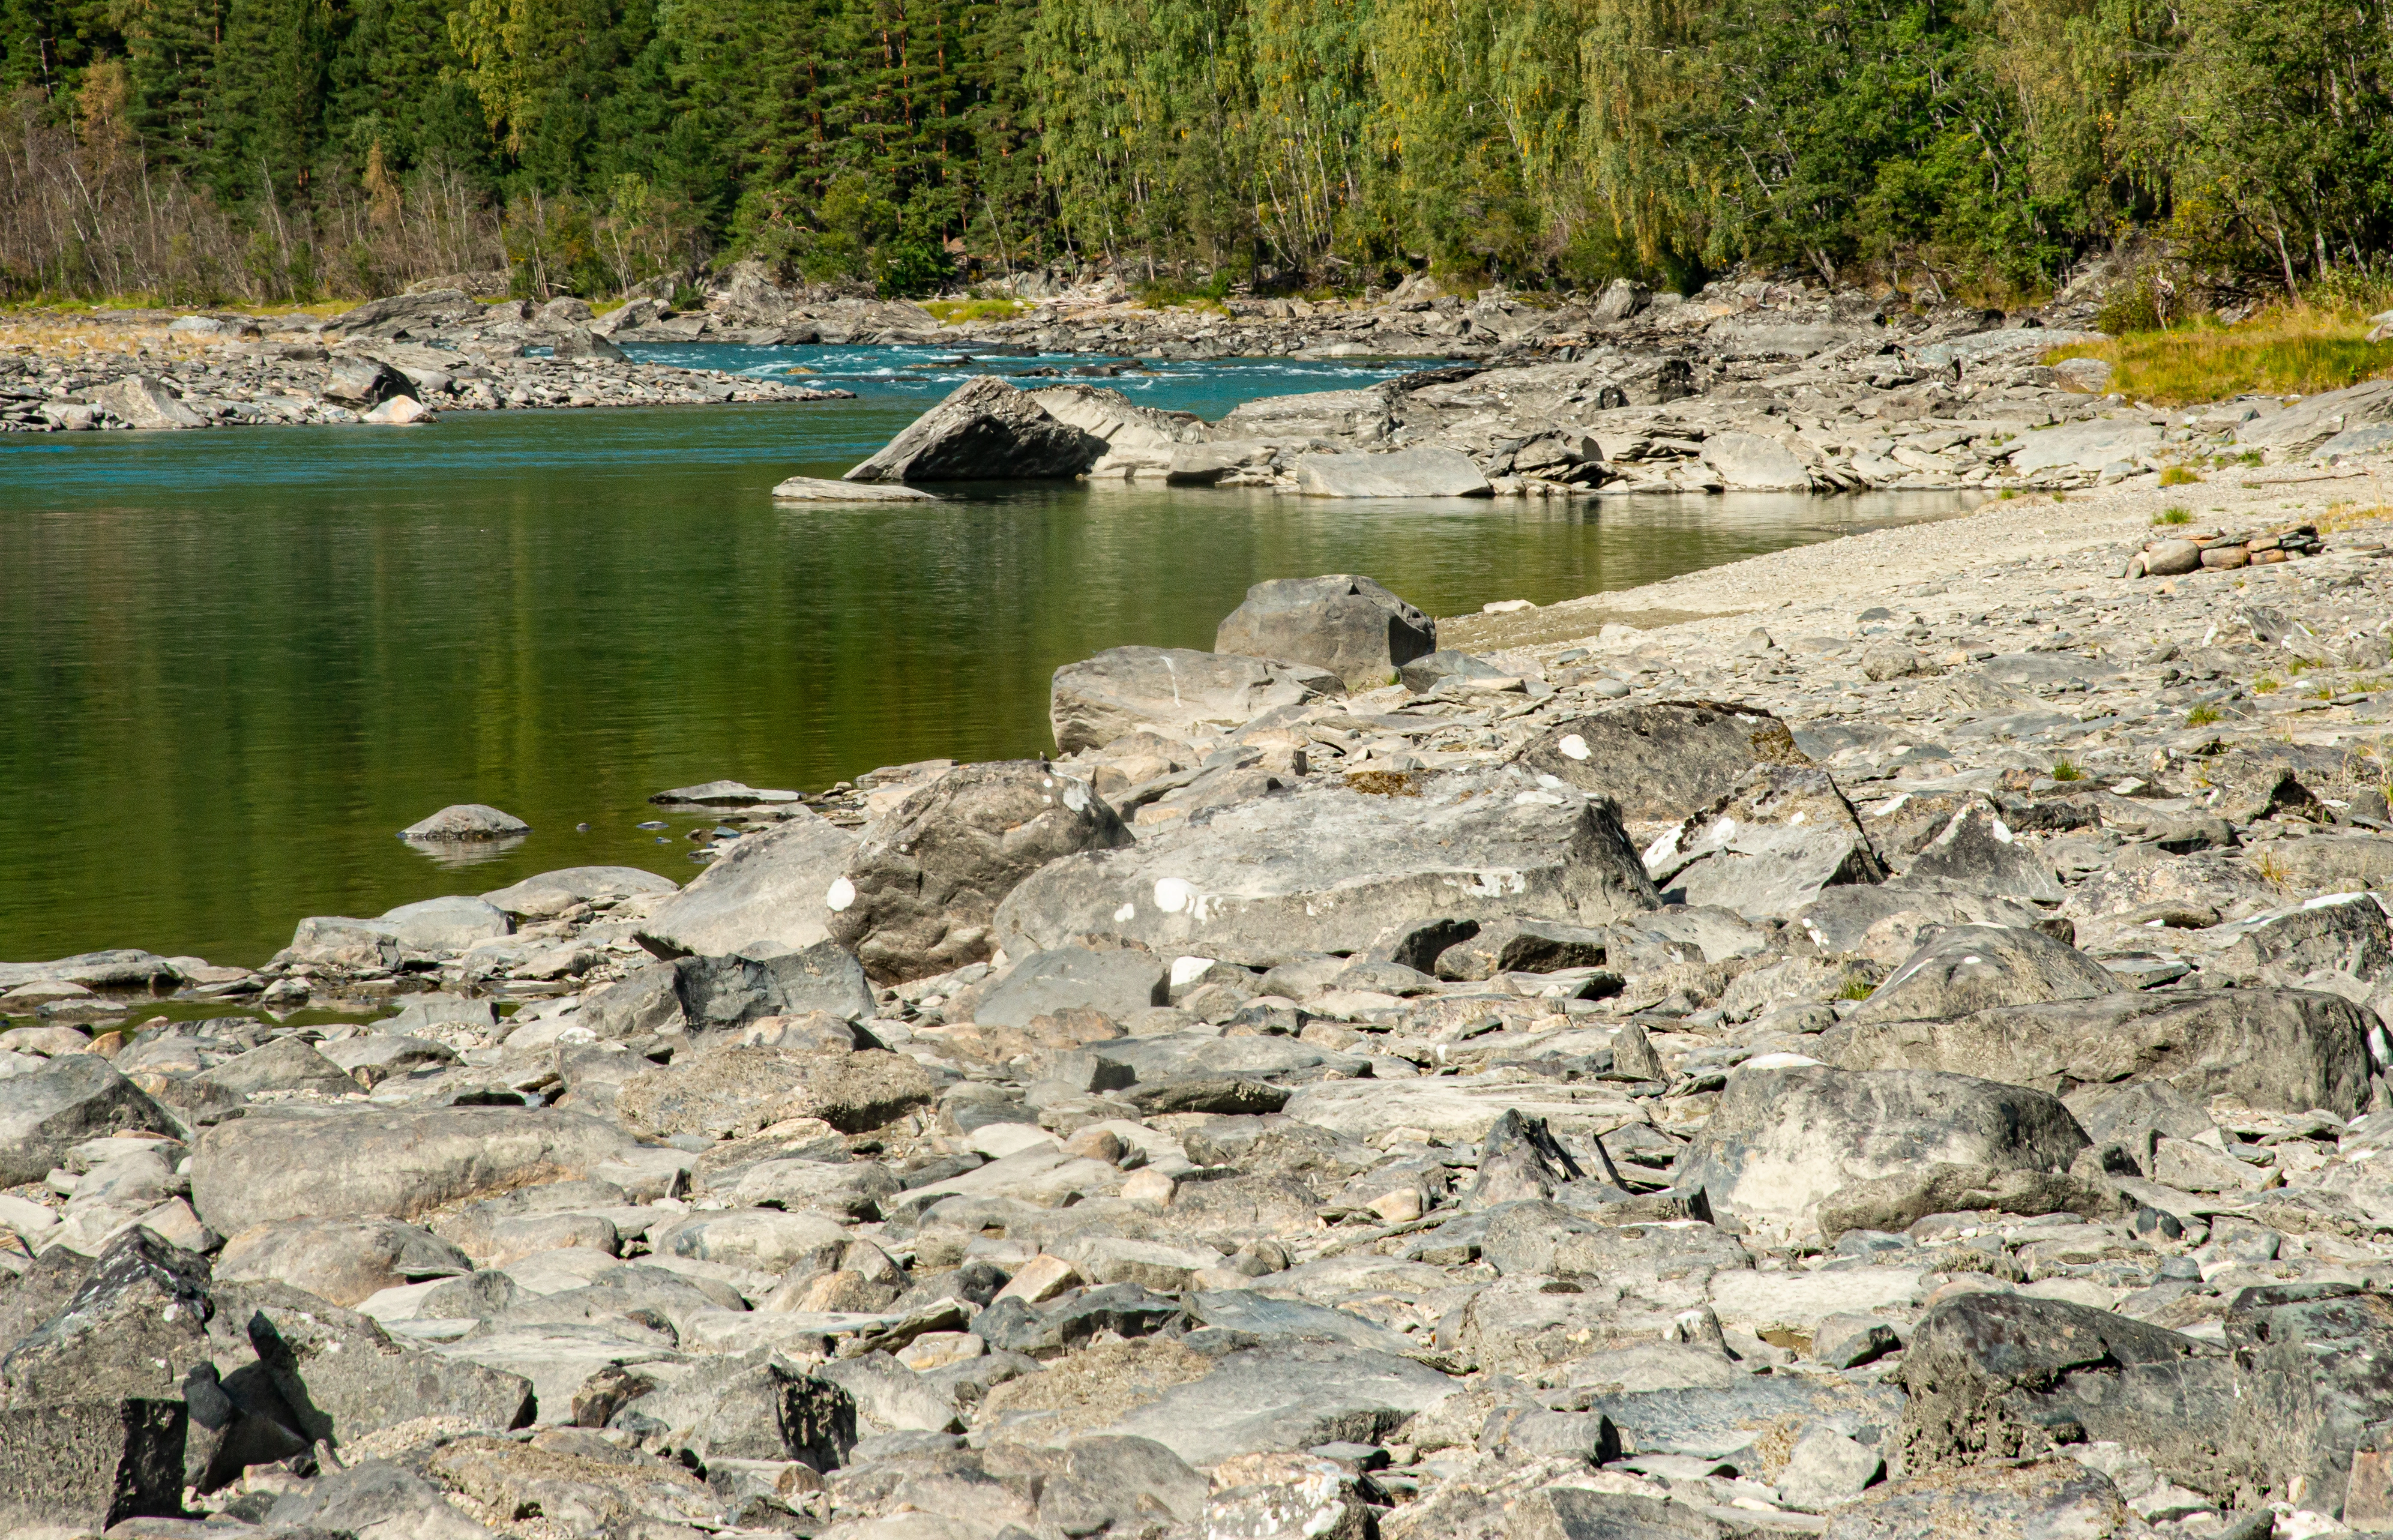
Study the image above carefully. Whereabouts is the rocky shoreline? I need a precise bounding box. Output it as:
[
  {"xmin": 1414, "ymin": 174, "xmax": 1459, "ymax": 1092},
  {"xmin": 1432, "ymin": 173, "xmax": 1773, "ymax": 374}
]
[{"xmin": 11, "ymin": 375, "xmax": 2393, "ymax": 1537}]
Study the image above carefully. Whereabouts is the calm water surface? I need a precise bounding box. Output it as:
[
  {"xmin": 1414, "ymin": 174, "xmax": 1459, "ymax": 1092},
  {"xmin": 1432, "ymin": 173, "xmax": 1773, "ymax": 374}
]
[{"xmin": 1, "ymin": 345, "xmax": 1977, "ymax": 965}]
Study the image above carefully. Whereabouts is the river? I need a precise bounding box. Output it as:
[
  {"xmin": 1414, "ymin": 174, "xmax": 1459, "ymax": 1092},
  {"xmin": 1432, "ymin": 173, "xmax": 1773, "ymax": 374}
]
[{"xmin": 0, "ymin": 344, "xmax": 1980, "ymax": 966}]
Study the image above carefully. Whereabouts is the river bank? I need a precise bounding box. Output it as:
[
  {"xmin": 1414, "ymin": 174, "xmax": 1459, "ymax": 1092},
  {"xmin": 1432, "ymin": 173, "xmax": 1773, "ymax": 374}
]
[{"xmin": 7, "ymin": 436, "xmax": 2393, "ymax": 1534}]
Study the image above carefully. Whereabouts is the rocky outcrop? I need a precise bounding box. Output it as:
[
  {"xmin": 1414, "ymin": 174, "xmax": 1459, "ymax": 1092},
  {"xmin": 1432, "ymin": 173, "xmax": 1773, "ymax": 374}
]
[{"xmin": 844, "ymin": 376, "xmax": 1109, "ymax": 482}]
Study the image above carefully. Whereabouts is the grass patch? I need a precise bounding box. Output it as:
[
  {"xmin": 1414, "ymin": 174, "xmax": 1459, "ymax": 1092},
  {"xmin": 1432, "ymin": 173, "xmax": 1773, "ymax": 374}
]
[
  {"xmin": 2046, "ymin": 304, "xmax": 2393, "ymax": 407},
  {"xmin": 2154, "ymin": 506, "xmax": 2192, "ymax": 525},
  {"xmin": 1134, "ymin": 275, "xmax": 1234, "ymax": 313},
  {"xmin": 1834, "ymin": 977, "xmax": 1877, "ymax": 1001},
  {"xmin": 2187, "ymin": 704, "xmax": 2222, "ymax": 725},
  {"xmin": 2255, "ymin": 675, "xmax": 2284, "ymax": 694},
  {"xmin": 2051, "ymin": 758, "xmax": 2085, "ymax": 781},
  {"xmin": 2159, "ymin": 465, "xmax": 2202, "ymax": 486},
  {"xmin": 921, "ymin": 297, "xmax": 1030, "ymax": 324},
  {"xmin": 1998, "ymin": 488, "xmax": 2016, "ymax": 500}
]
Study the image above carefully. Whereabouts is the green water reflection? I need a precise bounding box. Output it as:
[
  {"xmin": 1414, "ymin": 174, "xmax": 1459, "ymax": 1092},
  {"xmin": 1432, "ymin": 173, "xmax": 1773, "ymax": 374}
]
[{"xmin": 0, "ymin": 402, "xmax": 1971, "ymax": 965}]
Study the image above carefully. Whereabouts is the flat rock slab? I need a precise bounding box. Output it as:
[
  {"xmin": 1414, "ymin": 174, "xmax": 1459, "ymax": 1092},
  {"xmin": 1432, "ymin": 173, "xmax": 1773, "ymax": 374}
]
[
  {"xmin": 1292, "ymin": 449, "xmax": 1492, "ymax": 498},
  {"xmin": 635, "ymin": 811, "xmax": 860, "ymax": 957},
  {"xmin": 1282, "ymin": 1076, "xmax": 1649, "ymax": 1143},
  {"xmin": 1096, "ymin": 1341, "xmax": 1456, "ymax": 1466},
  {"xmin": 993, "ymin": 766, "xmax": 1659, "ymax": 968},
  {"xmin": 773, "ymin": 476, "xmax": 941, "ymax": 502},
  {"xmin": 1050, "ymin": 646, "xmax": 1343, "ymax": 754},
  {"xmin": 189, "ymin": 1105, "xmax": 629, "ymax": 1235}
]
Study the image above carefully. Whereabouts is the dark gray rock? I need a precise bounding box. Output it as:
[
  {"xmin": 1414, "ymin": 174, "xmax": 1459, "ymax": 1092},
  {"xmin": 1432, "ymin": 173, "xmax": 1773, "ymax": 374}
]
[
  {"xmin": 2210, "ymin": 894, "xmax": 2393, "ymax": 987},
  {"xmin": 1895, "ymin": 1292, "xmax": 2232, "ymax": 1497},
  {"xmin": 846, "ymin": 375, "xmax": 1108, "ymax": 482},
  {"xmin": 0, "ymin": 1053, "xmax": 180, "ymax": 1186},
  {"xmin": 1515, "ymin": 701, "xmax": 1806, "ymax": 824},
  {"xmin": 0, "ymin": 1399, "xmax": 186, "ymax": 1531},
  {"xmin": 1398, "ymin": 649, "xmax": 1513, "ymax": 694},
  {"xmin": 1431, "ymin": 919, "xmax": 1610, "ymax": 981},
  {"xmin": 1677, "ymin": 1064, "xmax": 2089, "ymax": 1240},
  {"xmin": 1464, "ymin": 1109, "xmax": 1585, "ymax": 1207},
  {"xmin": 1187, "ymin": 1290, "xmax": 1431, "ymax": 1360},
  {"xmin": 1511, "ymin": 1483, "xmax": 1720, "ymax": 1540},
  {"xmin": 1213, "ymin": 575, "xmax": 1436, "ymax": 690},
  {"xmin": 323, "ymin": 356, "xmax": 410, "ymax": 406},
  {"xmin": 1827, "ymin": 986, "xmax": 2375, "ymax": 1115},
  {"xmin": 1887, "ymin": 801, "xmax": 2066, "ymax": 904},
  {"xmin": 0, "ymin": 1229, "xmax": 216, "ymax": 1410},
  {"xmin": 1819, "ymin": 1460, "xmax": 2133, "ymax": 1540},
  {"xmin": 831, "ymin": 761, "xmax": 1132, "ymax": 983},
  {"xmin": 1846, "ymin": 925, "xmax": 2120, "ymax": 1025},
  {"xmin": 674, "ymin": 943, "xmax": 878, "ymax": 1028},
  {"xmin": 977, "ymin": 945, "xmax": 1169, "ymax": 1027},
  {"xmin": 994, "ymin": 767, "xmax": 1659, "ymax": 968},
  {"xmin": 1050, "ymin": 647, "xmax": 1344, "ymax": 755},
  {"xmin": 2225, "ymin": 1283, "xmax": 2393, "ymax": 1525},
  {"xmin": 1816, "ymin": 1162, "xmax": 2118, "ymax": 1241}
]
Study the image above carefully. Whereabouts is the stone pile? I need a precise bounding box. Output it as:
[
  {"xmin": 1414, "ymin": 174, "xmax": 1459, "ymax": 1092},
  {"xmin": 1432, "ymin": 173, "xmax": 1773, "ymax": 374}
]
[
  {"xmin": 2127, "ymin": 526, "xmax": 2326, "ymax": 578},
  {"xmin": 14, "ymin": 520, "xmax": 2393, "ymax": 1538}
]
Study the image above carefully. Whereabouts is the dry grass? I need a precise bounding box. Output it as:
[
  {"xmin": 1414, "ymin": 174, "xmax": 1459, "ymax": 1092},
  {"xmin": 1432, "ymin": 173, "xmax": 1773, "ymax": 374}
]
[
  {"xmin": 2047, "ymin": 305, "xmax": 2393, "ymax": 406},
  {"xmin": 2317, "ymin": 500, "xmax": 2393, "ymax": 535}
]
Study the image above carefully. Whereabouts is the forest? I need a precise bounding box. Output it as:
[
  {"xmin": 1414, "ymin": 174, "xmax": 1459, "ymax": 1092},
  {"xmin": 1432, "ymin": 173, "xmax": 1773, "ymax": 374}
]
[{"xmin": 0, "ymin": 0, "xmax": 2390, "ymax": 306}]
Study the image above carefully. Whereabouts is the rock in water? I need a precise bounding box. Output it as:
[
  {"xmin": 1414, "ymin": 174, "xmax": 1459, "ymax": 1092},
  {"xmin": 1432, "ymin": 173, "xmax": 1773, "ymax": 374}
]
[
  {"xmin": 1049, "ymin": 646, "xmax": 1345, "ymax": 754},
  {"xmin": 829, "ymin": 760, "xmax": 1132, "ymax": 982},
  {"xmin": 772, "ymin": 476, "xmax": 941, "ymax": 502},
  {"xmin": 1213, "ymin": 575, "xmax": 1437, "ymax": 690},
  {"xmin": 359, "ymin": 394, "xmax": 432, "ymax": 424},
  {"xmin": 845, "ymin": 375, "xmax": 1108, "ymax": 482},
  {"xmin": 1700, "ymin": 430, "xmax": 1813, "ymax": 489},
  {"xmin": 400, "ymin": 803, "xmax": 530, "ymax": 842},
  {"xmin": 1291, "ymin": 448, "xmax": 1492, "ymax": 498},
  {"xmin": 1677, "ymin": 1061, "xmax": 2090, "ymax": 1240},
  {"xmin": 994, "ymin": 765, "xmax": 1659, "ymax": 967}
]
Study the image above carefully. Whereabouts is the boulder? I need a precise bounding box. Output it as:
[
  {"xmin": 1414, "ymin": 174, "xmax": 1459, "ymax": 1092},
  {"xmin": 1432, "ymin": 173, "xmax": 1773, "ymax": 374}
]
[
  {"xmin": 91, "ymin": 374, "xmax": 207, "ymax": 429},
  {"xmin": 1646, "ymin": 764, "xmax": 1885, "ymax": 919},
  {"xmin": 830, "ymin": 761, "xmax": 1133, "ymax": 983},
  {"xmin": 0, "ymin": 1055, "xmax": 179, "ymax": 1186},
  {"xmin": 1291, "ymin": 449, "xmax": 1492, "ymax": 498},
  {"xmin": 1515, "ymin": 702, "xmax": 1805, "ymax": 824},
  {"xmin": 2208, "ymin": 893, "xmax": 2393, "ymax": 988},
  {"xmin": 1895, "ymin": 1292, "xmax": 2230, "ymax": 1494},
  {"xmin": 1676, "ymin": 1063, "xmax": 2090, "ymax": 1240},
  {"xmin": 993, "ymin": 767, "xmax": 1660, "ymax": 968},
  {"xmin": 1886, "ymin": 802, "xmax": 2065, "ymax": 904},
  {"xmin": 214, "ymin": 1218, "xmax": 474, "ymax": 1306},
  {"xmin": 2227, "ymin": 1283, "xmax": 2393, "ymax": 1525},
  {"xmin": 480, "ymin": 865, "xmax": 675, "ymax": 920},
  {"xmin": 551, "ymin": 327, "xmax": 625, "ymax": 360},
  {"xmin": 1815, "ymin": 1162, "xmax": 2117, "ymax": 1241},
  {"xmin": 1096, "ymin": 1342, "xmax": 1456, "ymax": 1467},
  {"xmin": 0, "ymin": 1399, "xmax": 188, "ymax": 1531},
  {"xmin": 400, "ymin": 803, "xmax": 529, "ymax": 842},
  {"xmin": 1214, "ymin": 575, "xmax": 1436, "ymax": 690},
  {"xmin": 323, "ymin": 357, "xmax": 411, "ymax": 407},
  {"xmin": 2008, "ymin": 418, "xmax": 2161, "ymax": 475},
  {"xmin": 196, "ymin": 1036, "xmax": 359, "ymax": 1097},
  {"xmin": 0, "ymin": 1229, "xmax": 218, "ymax": 1409},
  {"xmin": 614, "ymin": 1347, "xmax": 855, "ymax": 1467},
  {"xmin": 187, "ymin": 1105, "xmax": 627, "ymax": 1235},
  {"xmin": 1826, "ymin": 986, "xmax": 2374, "ymax": 1115},
  {"xmin": 846, "ymin": 376, "xmax": 1108, "ymax": 482},
  {"xmin": 676, "ymin": 944, "xmax": 878, "ymax": 1029},
  {"xmin": 636, "ymin": 810, "xmax": 860, "ymax": 957},
  {"xmin": 1845, "ymin": 925, "xmax": 2120, "ymax": 1025},
  {"xmin": 1821, "ymin": 1460, "xmax": 2136, "ymax": 1539},
  {"xmin": 976, "ymin": 946, "xmax": 1170, "ymax": 1028},
  {"xmin": 241, "ymin": 1283, "xmax": 535, "ymax": 1445},
  {"xmin": 378, "ymin": 894, "xmax": 513, "ymax": 952},
  {"xmin": 1029, "ymin": 383, "xmax": 1196, "ymax": 476},
  {"xmin": 1050, "ymin": 647, "xmax": 1343, "ymax": 755},
  {"xmin": 1700, "ymin": 431, "xmax": 1812, "ymax": 490},
  {"xmin": 285, "ymin": 915, "xmax": 399, "ymax": 969}
]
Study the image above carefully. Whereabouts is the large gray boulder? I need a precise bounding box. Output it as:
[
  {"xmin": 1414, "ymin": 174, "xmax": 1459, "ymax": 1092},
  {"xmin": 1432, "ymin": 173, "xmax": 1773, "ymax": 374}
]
[
  {"xmin": 399, "ymin": 803, "xmax": 528, "ymax": 842},
  {"xmin": 377, "ymin": 894, "xmax": 513, "ymax": 953},
  {"xmin": 1051, "ymin": 647, "xmax": 1344, "ymax": 755},
  {"xmin": 1515, "ymin": 702, "xmax": 1806, "ymax": 824},
  {"xmin": 92, "ymin": 374, "xmax": 207, "ymax": 429},
  {"xmin": 0, "ymin": 1055, "xmax": 179, "ymax": 1186},
  {"xmin": 1846, "ymin": 924, "xmax": 2120, "ymax": 1025},
  {"xmin": 994, "ymin": 766, "xmax": 1659, "ymax": 968},
  {"xmin": 636, "ymin": 810, "xmax": 860, "ymax": 957},
  {"xmin": 1292, "ymin": 449, "xmax": 1492, "ymax": 498},
  {"xmin": 588, "ymin": 944, "xmax": 876, "ymax": 1037},
  {"xmin": 188, "ymin": 1106, "xmax": 628, "ymax": 1236},
  {"xmin": 1677, "ymin": 1062, "xmax": 2089, "ymax": 1240},
  {"xmin": 480, "ymin": 865, "xmax": 675, "ymax": 920},
  {"xmin": 214, "ymin": 1218, "xmax": 474, "ymax": 1307},
  {"xmin": 1886, "ymin": 801, "xmax": 2065, "ymax": 904},
  {"xmin": 240, "ymin": 1282, "xmax": 534, "ymax": 1446},
  {"xmin": 830, "ymin": 761, "xmax": 1133, "ymax": 982},
  {"xmin": 1646, "ymin": 764, "xmax": 1885, "ymax": 919},
  {"xmin": 845, "ymin": 376, "xmax": 1108, "ymax": 482},
  {"xmin": 1826, "ymin": 986, "xmax": 2374, "ymax": 1115},
  {"xmin": 1213, "ymin": 575, "xmax": 1436, "ymax": 690}
]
